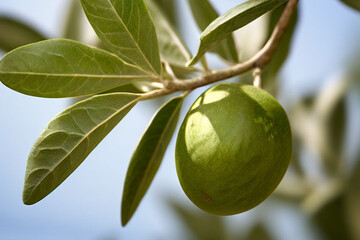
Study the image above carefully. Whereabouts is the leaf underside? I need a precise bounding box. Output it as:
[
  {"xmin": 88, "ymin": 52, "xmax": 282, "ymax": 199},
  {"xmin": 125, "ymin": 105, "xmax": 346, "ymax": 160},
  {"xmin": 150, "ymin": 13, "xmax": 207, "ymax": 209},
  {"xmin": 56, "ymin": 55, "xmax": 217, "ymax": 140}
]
[
  {"xmin": 145, "ymin": 0, "xmax": 192, "ymax": 67},
  {"xmin": 0, "ymin": 39, "xmax": 153, "ymax": 98},
  {"xmin": 121, "ymin": 95, "xmax": 184, "ymax": 226},
  {"xmin": 80, "ymin": 0, "xmax": 161, "ymax": 75},
  {"xmin": 145, "ymin": 0, "xmax": 199, "ymax": 77},
  {"xmin": 23, "ymin": 93, "xmax": 139, "ymax": 205},
  {"xmin": 189, "ymin": 0, "xmax": 288, "ymax": 65}
]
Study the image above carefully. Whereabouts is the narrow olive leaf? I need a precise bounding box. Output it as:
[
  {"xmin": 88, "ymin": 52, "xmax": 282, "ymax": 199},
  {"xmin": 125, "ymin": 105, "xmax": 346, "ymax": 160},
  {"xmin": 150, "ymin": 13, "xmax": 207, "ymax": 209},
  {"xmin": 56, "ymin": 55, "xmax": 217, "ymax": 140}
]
[
  {"xmin": 101, "ymin": 83, "xmax": 145, "ymax": 94},
  {"xmin": 313, "ymin": 195, "xmax": 351, "ymax": 240},
  {"xmin": 0, "ymin": 16, "xmax": 46, "ymax": 52},
  {"xmin": 145, "ymin": 0, "xmax": 199, "ymax": 77},
  {"xmin": 153, "ymin": 0, "xmax": 176, "ymax": 25},
  {"xmin": 62, "ymin": 0, "xmax": 84, "ymax": 40},
  {"xmin": 80, "ymin": 0, "xmax": 161, "ymax": 75},
  {"xmin": 340, "ymin": 0, "xmax": 360, "ymax": 12},
  {"xmin": 145, "ymin": 0, "xmax": 192, "ymax": 68},
  {"xmin": 314, "ymin": 79, "xmax": 347, "ymax": 175},
  {"xmin": 345, "ymin": 158, "xmax": 360, "ymax": 240},
  {"xmin": 188, "ymin": 0, "xmax": 287, "ymax": 65},
  {"xmin": 0, "ymin": 39, "xmax": 154, "ymax": 98},
  {"xmin": 188, "ymin": 0, "xmax": 238, "ymax": 63},
  {"xmin": 23, "ymin": 93, "xmax": 140, "ymax": 205},
  {"xmin": 121, "ymin": 95, "xmax": 184, "ymax": 226},
  {"xmin": 102, "ymin": 81, "xmax": 163, "ymax": 94}
]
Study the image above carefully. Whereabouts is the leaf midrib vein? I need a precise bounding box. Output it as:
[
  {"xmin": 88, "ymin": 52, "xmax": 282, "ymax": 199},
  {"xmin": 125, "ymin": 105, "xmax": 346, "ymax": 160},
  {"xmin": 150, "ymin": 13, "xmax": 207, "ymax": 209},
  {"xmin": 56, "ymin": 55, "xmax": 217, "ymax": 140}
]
[
  {"xmin": 128, "ymin": 98, "xmax": 182, "ymax": 213},
  {"xmin": 105, "ymin": 0, "xmax": 158, "ymax": 75},
  {"xmin": 0, "ymin": 72, "xmax": 155, "ymax": 79},
  {"xmin": 26, "ymin": 96, "xmax": 139, "ymax": 200}
]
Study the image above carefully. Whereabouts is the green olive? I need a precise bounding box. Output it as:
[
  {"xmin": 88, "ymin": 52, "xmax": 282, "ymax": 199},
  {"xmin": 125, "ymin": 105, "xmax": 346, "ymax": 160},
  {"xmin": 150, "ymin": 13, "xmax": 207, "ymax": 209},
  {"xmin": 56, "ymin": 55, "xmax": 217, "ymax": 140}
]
[{"xmin": 175, "ymin": 83, "xmax": 292, "ymax": 215}]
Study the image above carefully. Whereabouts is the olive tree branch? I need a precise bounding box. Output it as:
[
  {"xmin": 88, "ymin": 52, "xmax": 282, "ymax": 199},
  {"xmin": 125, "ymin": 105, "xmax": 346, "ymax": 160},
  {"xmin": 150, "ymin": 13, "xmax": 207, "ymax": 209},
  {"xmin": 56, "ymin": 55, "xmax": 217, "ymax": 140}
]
[{"xmin": 139, "ymin": 0, "xmax": 299, "ymax": 101}]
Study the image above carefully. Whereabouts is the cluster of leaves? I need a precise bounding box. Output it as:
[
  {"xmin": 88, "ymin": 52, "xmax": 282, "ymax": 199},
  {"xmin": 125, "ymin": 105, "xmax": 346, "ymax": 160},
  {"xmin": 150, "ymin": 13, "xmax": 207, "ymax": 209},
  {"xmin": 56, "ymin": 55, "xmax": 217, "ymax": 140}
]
[
  {"xmin": 1, "ymin": 0, "xmax": 359, "ymax": 232},
  {"xmin": 0, "ymin": 0, "xmax": 293, "ymax": 226}
]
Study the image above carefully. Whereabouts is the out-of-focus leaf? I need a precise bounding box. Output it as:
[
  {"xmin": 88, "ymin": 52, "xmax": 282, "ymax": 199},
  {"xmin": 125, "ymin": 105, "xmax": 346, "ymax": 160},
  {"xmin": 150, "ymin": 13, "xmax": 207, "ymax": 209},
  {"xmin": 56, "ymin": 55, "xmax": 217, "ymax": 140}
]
[
  {"xmin": 326, "ymin": 98, "xmax": 346, "ymax": 159},
  {"xmin": 262, "ymin": 3, "xmax": 298, "ymax": 94},
  {"xmin": 23, "ymin": 93, "xmax": 139, "ymax": 205},
  {"xmin": 168, "ymin": 199, "xmax": 227, "ymax": 240},
  {"xmin": 290, "ymin": 136, "xmax": 305, "ymax": 176},
  {"xmin": 245, "ymin": 224, "xmax": 274, "ymax": 240},
  {"xmin": 122, "ymin": 96, "xmax": 184, "ymax": 226},
  {"xmin": 345, "ymin": 158, "xmax": 360, "ymax": 240},
  {"xmin": 188, "ymin": 0, "xmax": 238, "ymax": 63},
  {"xmin": 153, "ymin": 0, "xmax": 176, "ymax": 25},
  {"xmin": 0, "ymin": 16, "xmax": 46, "ymax": 52},
  {"xmin": 313, "ymin": 194, "xmax": 351, "ymax": 240},
  {"xmin": 80, "ymin": 0, "xmax": 161, "ymax": 75},
  {"xmin": 188, "ymin": 0, "xmax": 287, "ymax": 65},
  {"xmin": 291, "ymin": 79, "xmax": 348, "ymax": 177},
  {"xmin": 340, "ymin": 0, "xmax": 360, "ymax": 12},
  {"xmin": 62, "ymin": 0, "xmax": 84, "ymax": 40},
  {"xmin": 0, "ymin": 39, "xmax": 154, "ymax": 98},
  {"xmin": 145, "ymin": 0, "xmax": 192, "ymax": 68},
  {"xmin": 314, "ymin": 79, "xmax": 348, "ymax": 175}
]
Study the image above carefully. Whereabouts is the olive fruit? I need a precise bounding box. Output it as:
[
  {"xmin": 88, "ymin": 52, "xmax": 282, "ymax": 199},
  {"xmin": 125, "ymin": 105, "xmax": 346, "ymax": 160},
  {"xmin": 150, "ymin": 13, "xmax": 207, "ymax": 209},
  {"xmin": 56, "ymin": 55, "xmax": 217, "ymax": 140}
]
[{"xmin": 175, "ymin": 83, "xmax": 292, "ymax": 215}]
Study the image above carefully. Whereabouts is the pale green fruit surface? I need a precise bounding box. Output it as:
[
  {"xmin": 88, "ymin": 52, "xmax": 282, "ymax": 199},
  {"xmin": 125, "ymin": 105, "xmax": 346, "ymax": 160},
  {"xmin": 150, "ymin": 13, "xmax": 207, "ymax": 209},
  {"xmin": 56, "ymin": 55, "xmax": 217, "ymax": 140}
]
[{"xmin": 175, "ymin": 83, "xmax": 292, "ymax": 215}]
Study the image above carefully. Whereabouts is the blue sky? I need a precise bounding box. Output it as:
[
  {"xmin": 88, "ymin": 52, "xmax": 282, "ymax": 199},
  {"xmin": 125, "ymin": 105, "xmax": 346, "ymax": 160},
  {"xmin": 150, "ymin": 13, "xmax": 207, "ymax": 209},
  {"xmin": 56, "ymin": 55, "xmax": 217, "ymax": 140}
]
[{"xmin": 1, "ymin": 0, "xmax": 360, "ymax": 239}]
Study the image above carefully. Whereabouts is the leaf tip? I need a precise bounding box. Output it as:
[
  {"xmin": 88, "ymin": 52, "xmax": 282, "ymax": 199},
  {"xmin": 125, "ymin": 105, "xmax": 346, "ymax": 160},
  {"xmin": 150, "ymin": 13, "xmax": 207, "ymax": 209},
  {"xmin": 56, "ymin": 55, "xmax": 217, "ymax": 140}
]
[
  {"xmin": 187, "ymin": 47, "xmax": 204, "ymax": 67},
  {"xmin": 22, "ymin": 190, "xmax": 37, "ymax": 205},
  {"xmin": 121, "ymin": 210, "xmax": 131, "ymax": 227},
  {"xmin": 186, "ymin": 57, "xmax": 198, "ymax": 67}
]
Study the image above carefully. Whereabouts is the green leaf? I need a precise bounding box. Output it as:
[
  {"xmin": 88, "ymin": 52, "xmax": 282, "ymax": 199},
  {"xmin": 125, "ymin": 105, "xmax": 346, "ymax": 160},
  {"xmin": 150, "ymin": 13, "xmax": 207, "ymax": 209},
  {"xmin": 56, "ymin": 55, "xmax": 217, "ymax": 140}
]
[
  {"xmin": 101, "ymin": 83, "xmax": 145, "ymax": 94},
  {"xmin": 0, "ymin": 16, "xmax": 46, "ymax": 52},
  {"xmin": 313, "ymin": 194, "xmax": 351, "ymax": 240},
  {"xmin": 262, "ymin": 3, "xmax": 298, "ymax": 93},
  {"xmin": 80, "ymin": 0, "xmax": 161, "ymax": 75},
  {"xmin": 62, "ymin": 0, "xmax": 84, "ymax": 40},
  {"xmin": 102, "ymin": 81, "xmax": 162, "ymax": 94},
  {"xmin": 0, "ymin": 39, "xmax": 154, "ymax": 98},
  {"xmin": 23, "ymin": 93, "xmax": 139, "ymax": 205},
  {"xmin": 145, "ymin": 0, "xmax": 192, "ymax": 67},
  {"xmin": 188, "ymin": 0, "xmax": 287, "ymax": 65},
  {"xmin": 314, "ymin": 79, "xmax": 347, "ymax": 175},
  {"xmin": 121, "ymin": 95, "xmax": 184, "ymax": 226},
  {"xmin": 153, "ymin": 0, "xmax": 176, "ymax": 25},
  {"xmin": 145, "ymin": 0, "xmax": 199, "ymax": 77},
  {"xmin": 188, "ymin": 0, "xmax": 238, "ymax": 63},
  {"xmin": 245, "ymin": 224, "xmax": 274, "ymax": 240},
  {"xmin": 345, "ymin": 158, "xmax": 360, "ymax": 240},
  {"xmin": 340, "ymin": 0, "xmax": 360, "ymax": 12}
]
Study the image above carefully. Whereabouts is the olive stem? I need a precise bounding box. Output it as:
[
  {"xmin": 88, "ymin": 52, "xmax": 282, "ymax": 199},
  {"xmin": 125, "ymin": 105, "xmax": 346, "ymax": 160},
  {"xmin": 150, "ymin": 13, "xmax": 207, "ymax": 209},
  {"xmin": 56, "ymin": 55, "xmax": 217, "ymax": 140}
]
[
  {"xmin": 139, "ymin": 0, "xmax": 299, "ymax": 101},
  {"xmin": 253, "ymin": 68, "xmax": 262, "ymax": 88}
]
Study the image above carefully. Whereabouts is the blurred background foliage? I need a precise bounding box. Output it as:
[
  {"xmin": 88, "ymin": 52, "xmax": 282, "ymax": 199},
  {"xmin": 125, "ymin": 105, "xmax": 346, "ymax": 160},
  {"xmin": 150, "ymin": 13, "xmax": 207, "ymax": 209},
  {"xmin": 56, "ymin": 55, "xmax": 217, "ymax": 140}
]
[{"xmin": 1, "ymin": 0, "xmax": 360, "ymax": 239}]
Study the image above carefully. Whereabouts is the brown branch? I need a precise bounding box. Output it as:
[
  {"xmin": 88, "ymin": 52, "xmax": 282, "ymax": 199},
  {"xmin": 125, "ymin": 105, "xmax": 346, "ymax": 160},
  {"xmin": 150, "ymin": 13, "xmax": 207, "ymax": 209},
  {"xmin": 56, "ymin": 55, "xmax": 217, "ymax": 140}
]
[{"xmin": 140, "ymin": 0, "xmax": 299, "ymax": 101}]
